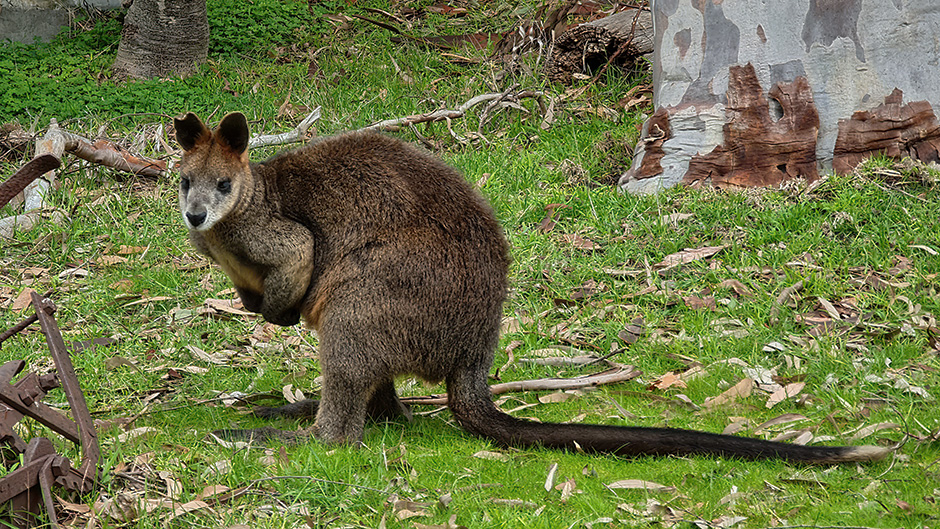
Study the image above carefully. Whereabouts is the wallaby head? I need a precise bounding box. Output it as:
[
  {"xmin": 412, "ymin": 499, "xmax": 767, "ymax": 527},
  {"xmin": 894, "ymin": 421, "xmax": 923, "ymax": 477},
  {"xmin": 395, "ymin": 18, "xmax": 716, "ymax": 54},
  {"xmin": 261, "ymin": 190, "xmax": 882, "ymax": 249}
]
[{"xmin": 174, "ymin": 112, "xmax": 253, "ymax": 232}]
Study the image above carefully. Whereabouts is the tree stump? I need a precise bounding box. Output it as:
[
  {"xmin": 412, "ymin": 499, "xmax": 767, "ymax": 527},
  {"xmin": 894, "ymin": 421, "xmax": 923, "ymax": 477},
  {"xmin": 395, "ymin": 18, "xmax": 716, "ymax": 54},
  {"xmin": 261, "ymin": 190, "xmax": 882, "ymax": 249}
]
[
  {"xmin": 545, "ymin": 8, "xmax": 654, "ymax": 84},
  {"xmin": 620, "ymin": 0, "xmax": 940, "ymax": 194}
]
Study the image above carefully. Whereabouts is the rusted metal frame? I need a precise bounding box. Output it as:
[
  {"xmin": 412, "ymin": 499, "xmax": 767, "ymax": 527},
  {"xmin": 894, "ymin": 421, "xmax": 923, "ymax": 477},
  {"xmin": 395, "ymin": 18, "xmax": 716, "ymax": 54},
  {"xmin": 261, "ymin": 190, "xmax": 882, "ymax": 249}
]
[
  {"xmin": 30, "ymin": 291, "xmax": 100, "ymax": 485},
  {"xmin": 0, "ymin": 361, "xmax": 81, "ymax": 443},
  {"xmin": 0, "ymin": 293, "xmax": 102, "ymax": 528}
]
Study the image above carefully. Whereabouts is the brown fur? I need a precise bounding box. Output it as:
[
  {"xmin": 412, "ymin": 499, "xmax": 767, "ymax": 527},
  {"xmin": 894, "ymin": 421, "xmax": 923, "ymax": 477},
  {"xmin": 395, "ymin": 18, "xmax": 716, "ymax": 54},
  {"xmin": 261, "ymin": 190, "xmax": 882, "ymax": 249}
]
[{"xmin": 175, "ymin": 112, "xmax": 889, "ymax": 464}]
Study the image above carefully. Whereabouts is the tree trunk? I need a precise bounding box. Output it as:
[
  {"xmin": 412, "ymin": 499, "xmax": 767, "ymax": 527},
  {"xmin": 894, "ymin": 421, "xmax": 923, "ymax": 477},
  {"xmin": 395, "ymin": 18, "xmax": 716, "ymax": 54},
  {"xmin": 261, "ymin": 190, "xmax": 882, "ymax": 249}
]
[
  {"xmin": 620, "ymin": 0, "xmax": 940, "ymax": 194},
  {"xmin": 112, "ymin": 0, "xmax": 208, "ymax": 80}
]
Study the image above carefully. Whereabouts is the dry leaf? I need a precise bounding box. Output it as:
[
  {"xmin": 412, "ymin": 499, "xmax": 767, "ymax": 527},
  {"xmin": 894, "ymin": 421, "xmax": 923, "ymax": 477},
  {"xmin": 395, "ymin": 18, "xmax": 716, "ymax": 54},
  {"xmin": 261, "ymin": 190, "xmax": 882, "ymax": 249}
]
[
  {"xmin": 186, "ymin": 345, "xmax": 229, "ymax": 365},
  {"xmin": 167, "ymin": 500, "xmax": 212, "ymax": 522},
  {"xmin": 722, "ymin": 418, "xmax": 749, "ymax": 435},
  {"xmin": 10, "ymin": 288, "xmax": 36, "ymax": 311},
  {"xmin": 58, "ymin": 267, "xmax": 91, "ymax": 280},
  {"xmin": 563, "ymin": 233, "xmax": 603, "ymax": 251},
  {"xmin": 196, "ymin": 484, "xmax": 231, "ymax": 501},
  {"xmin": 393, "ymin": 499, "xmax": 431, "ymax": 520},
  {"xmin": 116, "ymin": 426, "xmax": 158, "ymax": 443},
  {"xmin": 909, "ymin": 244, "xmax": 938, "ymax": 255},
  {"xmin": 118, "ymin": 245, "xmax": 148, "ymax": 254},
  {"xmin": 607, "ymin": 479, "xmax": 676, "ymax": 493},
  {"xmin": 97, "ymin": 255, "xmax": 129, "ymax": 266},
  {"xmin": 703, "ymin": 378, "xmax": 754, "ymax": 409},
  {"xmin": 849, "ymin": 422, "xmax": 901, "ymax": 441},
  {"xmin": 683, "ymin": 295, "xmax": 716, "ymax": 311},
  {"xmin": 654, "ymin": 245, "xmax": 728, "ymax": 273},
  {"xmin": 538, "ymin": 392, "xmax": 572, "ymax": 403},
  {"xmin": 648, "ymin": 372, "xmax": 687, "ymax": 391},
  {"xmin": 473, "ymin": 450, "xmax": 509, "ymax": 461},
  {"xmin": 765, "ymin": 382, "xmax": 806, "ymax": 408},
  {"xmin": 717, "ymin": 279, "xmax": 754, "ymax": 298},
  {"xmin": 714, "ymin": 515, "xmax": 748, "ymax": 527},
  {"xmin": 544, "ymin": 462, "xmax": 558, "ymax": 492},
  {"xmin": 205, "ymin": 298, "xmax": 253, "ymax": 316},
  {"xmin": 753, "ymin": 413, "xmax": 808, "ymax": 434},
  {"xmin": 555, "ymin": 477, "xmax": 576, "ymax": 502}
]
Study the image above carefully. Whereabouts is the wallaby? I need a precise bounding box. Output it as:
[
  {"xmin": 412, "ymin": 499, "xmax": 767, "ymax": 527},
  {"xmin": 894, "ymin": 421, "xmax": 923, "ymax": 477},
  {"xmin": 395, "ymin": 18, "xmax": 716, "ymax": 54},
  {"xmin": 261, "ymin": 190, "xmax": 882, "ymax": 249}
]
[{"xmin": 175, "ymin": 112, "xmax": 888, "ymax": 464}]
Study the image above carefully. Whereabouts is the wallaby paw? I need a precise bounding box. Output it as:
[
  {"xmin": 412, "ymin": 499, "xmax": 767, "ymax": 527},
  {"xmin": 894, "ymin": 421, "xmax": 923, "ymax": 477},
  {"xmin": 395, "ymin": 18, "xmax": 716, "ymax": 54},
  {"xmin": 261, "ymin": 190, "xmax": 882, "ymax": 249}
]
[
  {"xmin": 209, "ymin": 426, "xmax": 313, "ymax": 445},
  {"xmin": 253, "ymin": 399, "xmax": 319, "ymax": 420}
]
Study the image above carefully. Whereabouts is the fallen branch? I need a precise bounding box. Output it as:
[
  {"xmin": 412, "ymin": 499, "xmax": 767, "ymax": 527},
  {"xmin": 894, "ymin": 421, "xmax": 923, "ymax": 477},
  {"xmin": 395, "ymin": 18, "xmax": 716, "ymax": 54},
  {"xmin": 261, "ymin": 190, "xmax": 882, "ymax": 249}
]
[
  {"xmin": 0, "ymin": 119, "xmax": 168, "ymax": 236},
  {"xmin": 0, "ymin": 154, "xmax": 59, "ymax": 208},
  {"xmin": 400, "ymin": 365, "xmax": 641, "ymax": 406},
  {"xmin": 362, "ymin": 89, "xmax": 548, "ymax": 134},
  {"xmin": 247, "ymin": 107, "xmax": 322, "ymax": 149},
  {"xmin": 20, "ymin": 119, "xmax": 167, "ymax": 211}
]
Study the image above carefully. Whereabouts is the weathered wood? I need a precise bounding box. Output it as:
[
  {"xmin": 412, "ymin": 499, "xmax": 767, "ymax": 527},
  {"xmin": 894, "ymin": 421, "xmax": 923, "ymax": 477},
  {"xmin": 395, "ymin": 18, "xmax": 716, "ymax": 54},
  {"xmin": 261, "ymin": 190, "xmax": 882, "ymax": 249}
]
[
  {"xmin": 833, "ymin": 88, "xmax": 940, "ymax": 174},
  {"xmin": 683, "ymin": 64, "xmax": 820, "ymax": 188},
  {"xmin": 0, "ymin": 154, "xmax": 60, "ymax": 208},
  {"xmin": 545, "ymin": 8, "xmax": 654, "ymax": 84}
]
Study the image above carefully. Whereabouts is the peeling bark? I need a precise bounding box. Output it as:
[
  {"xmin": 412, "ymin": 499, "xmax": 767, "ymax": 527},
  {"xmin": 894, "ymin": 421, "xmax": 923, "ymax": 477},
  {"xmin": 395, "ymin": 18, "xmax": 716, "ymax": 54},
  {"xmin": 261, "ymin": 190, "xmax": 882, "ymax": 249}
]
[
  {"xmin": 833, "ymin": 89, "xmax": 940, "ymax": 174},
  {"xmin": 631, "ymin": 108, "xmax": 671, "ymax": 179},
  {"xmin": 683, "ymin": 64, "xmax": 819, "ymax": 188}
]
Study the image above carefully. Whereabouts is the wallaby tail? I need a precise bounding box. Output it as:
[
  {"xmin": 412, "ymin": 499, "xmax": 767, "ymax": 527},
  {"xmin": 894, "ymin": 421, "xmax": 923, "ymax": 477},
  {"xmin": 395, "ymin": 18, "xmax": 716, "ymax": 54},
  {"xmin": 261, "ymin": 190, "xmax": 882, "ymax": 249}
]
[{"xmin": 446, "ymin": 372, "xmax": 889, "ymax": 464}]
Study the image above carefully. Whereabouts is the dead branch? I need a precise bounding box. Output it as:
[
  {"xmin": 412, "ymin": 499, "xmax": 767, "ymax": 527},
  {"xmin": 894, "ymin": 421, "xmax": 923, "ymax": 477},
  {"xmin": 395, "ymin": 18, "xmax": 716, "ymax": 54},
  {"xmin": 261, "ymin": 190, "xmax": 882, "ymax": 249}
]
[
  {"xmin": 400, "ymin": 365, "xmax": 641, "ymax": 406},
  {"xmin": 363, "ymin": 90, "xmax": 549, "ymax": 134},
  {"xmin": 247, "ymin": 107, "xmax": 322, "ymax": 149},
  {"xmin": 20, "ymin": 119, "xmax": 167, "ymax": 210},
  {"xmin": 1, "ymin": 119, "xmax": 167, "ymax": 236},
  {"xmin": 0, "ymin": 154, "xmax": 59, "ymax": 208}
]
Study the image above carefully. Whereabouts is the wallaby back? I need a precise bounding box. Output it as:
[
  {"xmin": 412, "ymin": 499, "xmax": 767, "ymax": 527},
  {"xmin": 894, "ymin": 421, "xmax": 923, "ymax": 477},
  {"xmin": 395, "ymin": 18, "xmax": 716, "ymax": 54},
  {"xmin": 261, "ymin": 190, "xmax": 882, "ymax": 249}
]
[{"xmin": 175, "ymin": 112, "xmax": 889, "ymax": 464}]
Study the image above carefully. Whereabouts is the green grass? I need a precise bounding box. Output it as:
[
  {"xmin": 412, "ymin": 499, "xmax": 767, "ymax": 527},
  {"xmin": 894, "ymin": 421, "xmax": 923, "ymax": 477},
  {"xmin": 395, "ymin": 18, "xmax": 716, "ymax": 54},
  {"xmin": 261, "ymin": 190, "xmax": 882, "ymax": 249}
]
[{"xmin": 2, "ymin": 2, "xmax": 939, "ymax": 528}]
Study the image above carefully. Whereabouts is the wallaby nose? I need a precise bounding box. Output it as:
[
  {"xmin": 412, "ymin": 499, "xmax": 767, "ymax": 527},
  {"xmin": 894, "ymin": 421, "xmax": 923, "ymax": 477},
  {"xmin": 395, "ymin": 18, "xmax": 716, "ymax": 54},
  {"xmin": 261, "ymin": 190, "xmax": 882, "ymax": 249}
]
[{"xmin": 187, "ymin": 211, "xmax": 207, "ymax": 227}]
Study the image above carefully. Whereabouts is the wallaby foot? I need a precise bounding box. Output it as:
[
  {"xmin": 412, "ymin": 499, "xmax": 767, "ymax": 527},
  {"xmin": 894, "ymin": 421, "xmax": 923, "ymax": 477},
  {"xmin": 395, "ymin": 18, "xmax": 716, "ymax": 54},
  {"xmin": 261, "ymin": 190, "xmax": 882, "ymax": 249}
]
[{"xmin": 210, "ymin": 425, "xmax": 315, "ymax": 444}]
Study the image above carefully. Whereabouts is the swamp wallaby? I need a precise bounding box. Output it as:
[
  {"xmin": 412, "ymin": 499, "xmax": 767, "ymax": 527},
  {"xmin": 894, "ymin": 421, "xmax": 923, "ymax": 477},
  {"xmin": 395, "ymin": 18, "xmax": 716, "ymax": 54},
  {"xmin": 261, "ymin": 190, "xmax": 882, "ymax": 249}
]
[{"xmin": 174, "ymin": 112, "xmax": 888, "ymax": 464}]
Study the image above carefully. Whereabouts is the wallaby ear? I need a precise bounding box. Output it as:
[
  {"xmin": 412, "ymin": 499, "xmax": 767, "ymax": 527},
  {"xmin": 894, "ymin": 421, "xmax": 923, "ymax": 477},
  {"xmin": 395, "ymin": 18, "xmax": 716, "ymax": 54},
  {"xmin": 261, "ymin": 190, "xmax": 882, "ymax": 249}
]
[
  {"xmin": 174, "ymin": 113, "xmax": 210, "ymax": 151},
  {"xmin": 216, "ymin": 112, "xmax": 250, "ymax": 155}
]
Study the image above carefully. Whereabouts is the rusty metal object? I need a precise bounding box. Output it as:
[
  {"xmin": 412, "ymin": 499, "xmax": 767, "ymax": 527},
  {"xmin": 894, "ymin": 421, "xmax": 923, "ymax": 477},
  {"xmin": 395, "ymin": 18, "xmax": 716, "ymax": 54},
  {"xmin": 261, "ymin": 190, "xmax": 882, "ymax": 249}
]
[{"xmin": 0, "ymin": 293, "xmax": 100, "ymax": 528}]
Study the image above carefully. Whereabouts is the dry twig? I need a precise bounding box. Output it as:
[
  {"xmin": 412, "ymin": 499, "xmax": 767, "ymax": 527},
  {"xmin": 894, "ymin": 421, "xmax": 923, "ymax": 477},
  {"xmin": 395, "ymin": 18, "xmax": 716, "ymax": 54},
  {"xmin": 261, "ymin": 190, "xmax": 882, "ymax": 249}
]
[
  {"xmin": 247, "ymin": 107, "xmax": 322, "ymax": 149},
  {"xmin": 400, "ymin": 366, "xmax": 641, "ymax": 406},
  {"xmin": 362, "ymin": 90, "xmax": 548, "ymax": 138}
]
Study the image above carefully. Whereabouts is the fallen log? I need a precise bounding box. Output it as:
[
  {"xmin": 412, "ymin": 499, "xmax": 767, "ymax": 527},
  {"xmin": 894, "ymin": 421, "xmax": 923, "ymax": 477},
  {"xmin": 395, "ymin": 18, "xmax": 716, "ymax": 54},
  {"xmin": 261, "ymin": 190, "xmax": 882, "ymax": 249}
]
[{"xmin": 545, "ymin": 8, "xmax": 654, "ymax": 84}]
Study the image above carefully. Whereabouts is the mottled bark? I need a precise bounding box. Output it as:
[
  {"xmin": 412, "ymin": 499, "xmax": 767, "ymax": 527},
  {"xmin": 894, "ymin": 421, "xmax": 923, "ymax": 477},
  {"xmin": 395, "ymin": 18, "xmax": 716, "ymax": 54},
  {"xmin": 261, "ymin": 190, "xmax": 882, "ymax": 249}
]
[
  {"xmin": 683, "ymin": 64, "xmax": 819, "ymax": 188},
  {"xmin": 112, "ymin": 0, "xmax": 208, "ymax": 80},
  {"xmin": 633, "ymin": 108, "xmax": 671, "ymax": 178},
  {"xmin": 619, "ymin": 0, "xmax": 940, "ymax": 194}
]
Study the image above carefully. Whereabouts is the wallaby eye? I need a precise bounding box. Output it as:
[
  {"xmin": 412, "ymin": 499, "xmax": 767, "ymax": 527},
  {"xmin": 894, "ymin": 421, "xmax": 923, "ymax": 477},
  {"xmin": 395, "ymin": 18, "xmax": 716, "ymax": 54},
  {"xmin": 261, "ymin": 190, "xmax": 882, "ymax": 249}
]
[
  {"xmin": 217, "ymin": 179, "xmax": 232, "ymax": 193},
  {"xmin": 180, "ymin": 177, "xmax": 190, "ymax": 191}
]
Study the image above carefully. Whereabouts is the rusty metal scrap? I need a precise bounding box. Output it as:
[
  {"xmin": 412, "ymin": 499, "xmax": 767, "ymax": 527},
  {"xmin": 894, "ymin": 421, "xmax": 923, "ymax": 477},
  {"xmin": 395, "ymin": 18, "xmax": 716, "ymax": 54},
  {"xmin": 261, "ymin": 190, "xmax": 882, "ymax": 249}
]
[{"xmin": 0, "ymin": 293, "xmax": 100, "ymax": 528}]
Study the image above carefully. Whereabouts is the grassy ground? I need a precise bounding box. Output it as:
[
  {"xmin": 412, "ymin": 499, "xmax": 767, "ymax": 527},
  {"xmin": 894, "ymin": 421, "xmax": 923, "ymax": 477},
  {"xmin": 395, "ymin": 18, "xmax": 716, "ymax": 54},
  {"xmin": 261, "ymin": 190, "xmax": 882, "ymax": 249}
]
[{"xmin": 1, "ymin": 2, "xmax": 939, "ymax": 528}]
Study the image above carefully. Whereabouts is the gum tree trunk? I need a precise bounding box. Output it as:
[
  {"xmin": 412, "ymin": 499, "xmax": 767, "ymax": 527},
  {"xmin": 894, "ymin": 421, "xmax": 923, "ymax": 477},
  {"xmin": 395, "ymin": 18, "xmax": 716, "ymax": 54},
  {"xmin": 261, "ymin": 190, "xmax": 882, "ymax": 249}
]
[
  {"xmin": 620, "ymin": 0, "xmax": 940, "ymax": 194},
  {"xmin": 112, "ymin": 0, "xmax": 208, "ymax": 80}
]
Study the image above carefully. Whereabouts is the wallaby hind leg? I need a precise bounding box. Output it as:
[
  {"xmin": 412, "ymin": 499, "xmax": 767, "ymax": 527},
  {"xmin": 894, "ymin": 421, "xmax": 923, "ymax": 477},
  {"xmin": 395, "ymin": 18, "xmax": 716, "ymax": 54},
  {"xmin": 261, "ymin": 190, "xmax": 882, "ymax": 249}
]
[
  {"xmin": 367, "ymin": 378, "xmax": 412, "ymax": 422},
  {"xmin": 254, "ymin": 378, "xmax": 410, "ymax": 422},
  {"xmin": 314, "ymin": 369, "xmax": 372, "ymax": 444}
]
